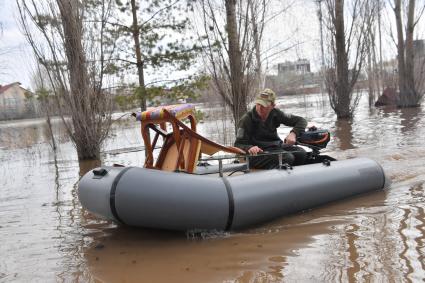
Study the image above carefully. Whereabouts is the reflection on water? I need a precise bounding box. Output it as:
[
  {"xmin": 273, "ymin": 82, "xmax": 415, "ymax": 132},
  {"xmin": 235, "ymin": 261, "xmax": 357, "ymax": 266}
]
[
  {"xmin": 1, "ymin": 94, "xmax": 425, "ymax": 282},
  {"xmin": 79, "ymin": 159, "xmax": 101, "ymax": 177},
  {"xmin": 400, "ymin": 107, "xmax": 422, "ymax": 137},
  {"xmin": 334, "ymin": 120, "xmax": 354, "ymax": 150}
]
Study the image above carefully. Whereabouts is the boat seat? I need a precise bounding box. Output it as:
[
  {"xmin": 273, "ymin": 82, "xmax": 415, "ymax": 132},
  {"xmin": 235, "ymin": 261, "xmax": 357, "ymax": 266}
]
[
  {"xmin": 154, "ymin": 130, "xmax": 202, "ymax": 172},
  {"xmin": 134, "ymin": 104, "xmax": 245, "ymax": 173},
  {"xmin": 152, "ymin": 111, "xmax": 245, "ymax": 173}
]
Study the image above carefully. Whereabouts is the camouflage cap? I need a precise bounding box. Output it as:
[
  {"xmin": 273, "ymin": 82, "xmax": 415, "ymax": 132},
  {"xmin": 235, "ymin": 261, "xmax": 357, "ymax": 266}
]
[{"xmin": 254, "ymin": 88, "xmax": 276, "ymax": 107}]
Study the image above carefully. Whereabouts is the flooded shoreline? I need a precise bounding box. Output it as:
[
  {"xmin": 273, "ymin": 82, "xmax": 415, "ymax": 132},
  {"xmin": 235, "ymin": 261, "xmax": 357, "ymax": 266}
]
[{"xmin": 1, "ymin": 93, "xmax": 425, "ymax": 282}]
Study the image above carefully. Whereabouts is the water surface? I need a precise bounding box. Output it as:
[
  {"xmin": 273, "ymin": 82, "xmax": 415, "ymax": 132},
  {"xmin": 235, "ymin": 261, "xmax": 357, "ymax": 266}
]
[{"xmin": 1, "ymin": 94, "xmax": 425, "ymax": 282}]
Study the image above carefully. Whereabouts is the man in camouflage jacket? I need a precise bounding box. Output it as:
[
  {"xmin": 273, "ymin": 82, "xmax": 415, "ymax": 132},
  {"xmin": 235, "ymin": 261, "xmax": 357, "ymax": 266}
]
[{"xmin": 234, "ymin": 88, "xmax": 307, "ymax": 169}]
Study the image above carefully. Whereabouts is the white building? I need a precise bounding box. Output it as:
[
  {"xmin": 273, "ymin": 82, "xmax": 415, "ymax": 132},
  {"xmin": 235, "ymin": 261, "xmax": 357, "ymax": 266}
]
[
  {"xmin": 0, "ymin": 82, "xmax": 36, "ymax": 120},
  {"xmin": 278, "ymin": 59, "xmax": 311, "ymax": 76}
]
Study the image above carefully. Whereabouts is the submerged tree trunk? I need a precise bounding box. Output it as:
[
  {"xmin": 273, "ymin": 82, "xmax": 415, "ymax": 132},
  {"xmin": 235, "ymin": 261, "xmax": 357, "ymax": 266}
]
[
  {"xmin": 57, "ymin": 0, "xmax": 115, "ymax": 160},
  {"xmin": 225, "ymin": 0, "xmax": 247, "ymax": 130},
  {"xmin": 42, "ymin": 97, "xmax": 57, "ymax": 151},
  {"xmin": 402, "ymin": 0, "xmax": 419, "ymax": 106},
  {"xmin": 57, "ymin": 0, "xmax": 101, "ymax": 160},
  {"xmin": 18, "ymin": 0, "xmax": 113, "ymax": 161},
  {"xmin": 377, "ymin": 0, "xmax": 384, "ymax": 94},
  {"xmin": 395, "ymin": 0, "xmax": 421, "ymax": 107},
  {"xmin": 394, "ymin": 0, "xmax": 406, "ymax": 100},
  {"xmin": 333, "ymin": 0, "xmax": 351, "ymax": 118},
  {"xmin": 371, "ymin": 28, "xmax": 380, "ymax": 99},
  {"xmin": 368, "ymin": 25, "xmax": 378, "ymax": 107},
  {"xmin": 367, "ymin": 46, "xmax": 375, "ymax": 107},
  {"xmin": 324, "ymin": 0, "xmax": 374, "ymax": 119}
]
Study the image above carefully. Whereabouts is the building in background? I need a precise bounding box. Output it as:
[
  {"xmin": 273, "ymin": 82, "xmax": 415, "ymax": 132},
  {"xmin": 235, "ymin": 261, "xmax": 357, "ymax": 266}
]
[
  {"xmin": 278, "ymin": 59, "xmax": 311, "ymax": 76},
  {"xmin": 0, "ymin": 82, "xmax": 37, "ymax": 120},
  {"xmin": 266, "ymin": 59, "xmax": 319, "ymax": 95},
  {"xmin": 413, "ymin": 39, "xmax": 425, "ymax": 58}
]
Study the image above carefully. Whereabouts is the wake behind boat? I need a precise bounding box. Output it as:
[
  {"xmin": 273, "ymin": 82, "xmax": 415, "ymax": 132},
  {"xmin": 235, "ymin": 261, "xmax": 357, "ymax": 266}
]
[{"xmin": 78, "ymin": 104, "xmax": 390, "ymax": 231}]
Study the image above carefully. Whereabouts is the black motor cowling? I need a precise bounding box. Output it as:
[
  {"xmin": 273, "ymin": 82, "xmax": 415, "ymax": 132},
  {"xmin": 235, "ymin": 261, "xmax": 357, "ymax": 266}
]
[{"xmin": 297, "ymin": 128, "xmax": 330, "ymax": 149}]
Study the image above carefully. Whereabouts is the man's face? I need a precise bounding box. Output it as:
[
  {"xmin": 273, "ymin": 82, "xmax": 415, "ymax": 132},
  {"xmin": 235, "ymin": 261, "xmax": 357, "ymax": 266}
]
[{"xmin": 255, "ymin": 103, "xmax": 274, "ymax": 119}]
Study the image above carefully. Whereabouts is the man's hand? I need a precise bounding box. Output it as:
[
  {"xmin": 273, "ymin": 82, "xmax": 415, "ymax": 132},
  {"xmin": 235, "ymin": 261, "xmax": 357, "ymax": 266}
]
[
  {"xmin": 248, "ymin": 146, "xmax": 263, "ymax": 155},
  {"xmin": 284, "ymin": 132, "xmax": 297, "ymax": 145}
]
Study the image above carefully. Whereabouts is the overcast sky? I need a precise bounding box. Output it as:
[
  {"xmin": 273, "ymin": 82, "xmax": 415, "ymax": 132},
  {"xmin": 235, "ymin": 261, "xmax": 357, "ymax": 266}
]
[
  {"xmin": 0, "ymin": 1, "xmax": 34, "ymax": 89},
  {"xmin": 0, "ymin": 0, "xmax": 326, "ymax": 91},
  {"xmin": 1, "ymin": 0, "xmax": 423, "ymax": 91}
]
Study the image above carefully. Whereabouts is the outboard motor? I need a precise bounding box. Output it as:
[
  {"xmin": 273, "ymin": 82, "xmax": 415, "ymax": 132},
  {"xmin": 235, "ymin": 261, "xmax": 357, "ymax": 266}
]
[
  {"xmin": 297, "ymin": 127, "xmax": 334, "ymax": 164},
  {"xmin": 297, "ymin": 127, "xmax": 331, "ymax": 149}
]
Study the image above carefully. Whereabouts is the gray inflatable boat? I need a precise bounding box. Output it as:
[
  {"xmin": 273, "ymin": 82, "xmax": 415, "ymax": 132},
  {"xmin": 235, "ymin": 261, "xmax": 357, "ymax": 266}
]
[
  {"xmin": 78, "ymin": 105, "xmax": 389, "ymax": 231},
  {"xmin": 78, "ymin": 157, "xmax": 389, "ymax": 231}
]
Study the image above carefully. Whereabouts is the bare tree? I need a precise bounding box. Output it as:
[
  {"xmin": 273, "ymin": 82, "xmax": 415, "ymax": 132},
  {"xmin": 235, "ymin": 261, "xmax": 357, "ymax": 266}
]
[
  {"xmin": 197, "ymin": 0, "xmax": 292, "ymax": 131},
  {"xmin": 323, "ymin": 0, "xmax": 377, "ymax": 118},
  {"xmin": 366, "ymin": 32, "xmax": 376, "ymax": 107},
  {"xmin": 225, "ymin": 0, "xmax": 246, "ymax": 128},
  {"xmin": 377, "ymin": 0, "xmax": 385, "ymax": 94},
  {"xmin": 366, "ymin": 4, "xmax": 382, "ymax": 107},
  {"xmin": 32, "ymin": 64, "xmax": 57, "ymax": 150},
  {"xmin": 17, "ymin": 0, "xmax": 114, "ymax": 160},
  {"xmin": 392, "ymin": 0, "xmax": 425, "ymax": 107},
  {"xmin": 249, "ymin": 0, "xmax": 267, "ymax": 89}
]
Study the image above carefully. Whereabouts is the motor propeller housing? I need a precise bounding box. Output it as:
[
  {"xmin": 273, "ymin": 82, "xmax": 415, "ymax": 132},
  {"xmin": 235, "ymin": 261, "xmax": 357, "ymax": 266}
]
[{"xmin": 297, "ymin": 127, "xmax": 331, "ymax": 149}]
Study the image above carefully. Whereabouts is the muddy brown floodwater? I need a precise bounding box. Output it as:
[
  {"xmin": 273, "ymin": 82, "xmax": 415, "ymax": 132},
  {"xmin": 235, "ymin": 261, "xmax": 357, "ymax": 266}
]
[{"xmin": 1, "ymin": 93, "xmax": 425, "ymax": 282}]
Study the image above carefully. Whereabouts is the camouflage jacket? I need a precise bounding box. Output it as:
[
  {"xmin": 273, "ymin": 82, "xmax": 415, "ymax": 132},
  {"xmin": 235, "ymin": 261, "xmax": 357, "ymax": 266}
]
[{"xmin": 234, "ymin": 107, "xmax": 307, "ymax": 152}]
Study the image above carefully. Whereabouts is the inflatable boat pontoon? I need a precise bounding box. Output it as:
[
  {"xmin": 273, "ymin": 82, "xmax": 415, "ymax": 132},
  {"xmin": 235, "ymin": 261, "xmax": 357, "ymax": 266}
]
[{"xmin": 78, "ymin": 104, "xmax": 389, "ymax": 231}]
